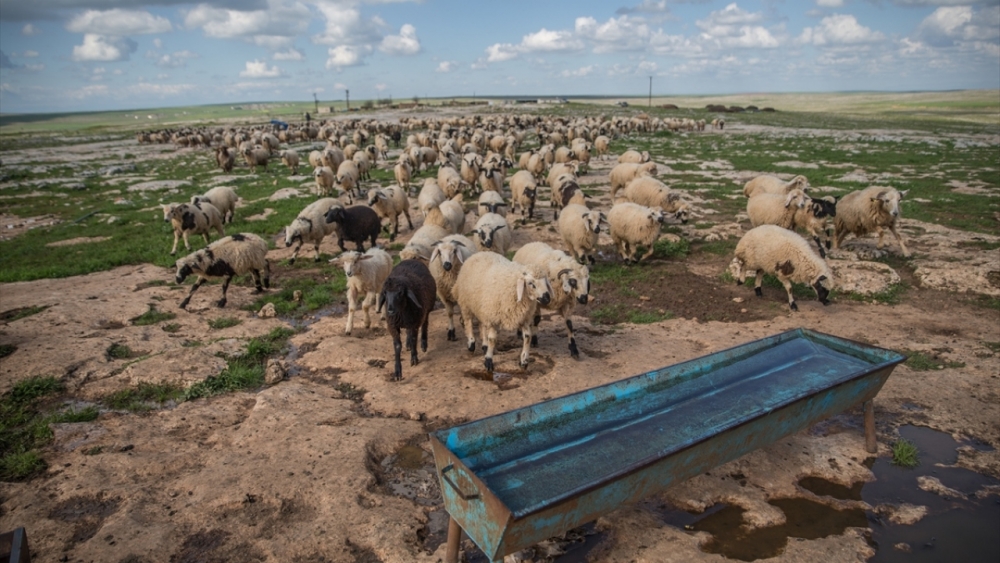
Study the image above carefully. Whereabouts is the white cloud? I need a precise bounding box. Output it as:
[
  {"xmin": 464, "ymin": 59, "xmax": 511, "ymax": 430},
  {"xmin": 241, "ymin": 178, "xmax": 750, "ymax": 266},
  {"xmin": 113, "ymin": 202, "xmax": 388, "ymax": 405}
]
[
  {"xmin": 799, "ymin": 14, "xmax": 885, "ymax": 45},
  {"xmin": 312, "ymin": 2, "xmax": 383, "ymax": 46},
  {"xmin": 240, "ymin": 59, "xmax": 283, "ymax": 78},
  {"xmin": 67, "ymin": 9, "xmax": 172, "ymax": 35},
  {"xmin": 67, "ymin": 84, "xmax": 110, "ymax": 100},
  {"xmin": 696, "ymin": 3, "xmax": 763, "ymax": 37},
  {"xmin": 521, "ymin": 28, "xmax": 583, "ymax": 52},
  {"xmin": 185, "ymin": 0, "xmax": 309, "ymax": 48},
  {"xmin": 25, "ymin": 64, "xmax": 45, "ymax": 71},
  {"xmin": 916, "ymin": 6, "xmax": 999, "ymax": 46},
  {"xmin": 816, "ymin": 0, "xmax": 844, "ymax": 7},
  {"xmin": 375, "ymin": 83, "xmax": 387, "ymax": 91},
  {"xmin": 22, "ymin": 50, "xmax": 39, "ymax": 58},
  {"xmin": 72, "ymin": 34, "xmax": 137, "ymax": 62},
  {"xmin": 436, "ymin": 61, "xmax": 455, "ymax": 73},
  {"xmin": 325, "ymin": 45, "xmax": 370, "ymax": 69},
  {"xmin": 22, "ymin": 24, "xmax": 40, "ymax": 36},
  {"xmin": 127, "ymin": 82, "xmax": 196, "ymax": 97},
  {"xmin": 561, "ymin": 65, "xmax": 596, "ymax": 78},
  {"xmin": 485, "ymin": 43, "xmax": 519, "ymax": 62},
  {"xmin": 156, "ymin": 50, "xmax": 199, "ymax": 68},
  {"xmin": 273, "ymin": 48, "xmax": 304, "ymax": 61},
  {"xmin": 575, "ymin": 16, "xmax": 651, "ymax": 52},
  {"xmin": 379, "ymin": 23, "xmax": 421, "ymax": 55}
]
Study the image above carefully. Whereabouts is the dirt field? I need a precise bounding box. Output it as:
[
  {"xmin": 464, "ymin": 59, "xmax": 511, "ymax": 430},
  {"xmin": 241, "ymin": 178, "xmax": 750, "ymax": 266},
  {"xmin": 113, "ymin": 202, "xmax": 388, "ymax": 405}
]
[{"xmin": 1, "ymin": 104, "xmax": 998, "ymax": 563}]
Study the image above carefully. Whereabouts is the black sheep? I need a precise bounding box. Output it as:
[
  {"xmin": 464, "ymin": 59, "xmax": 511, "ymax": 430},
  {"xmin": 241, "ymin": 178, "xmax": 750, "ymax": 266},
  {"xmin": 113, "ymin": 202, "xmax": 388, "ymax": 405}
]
[
  {"xmin": 324, "ymin": 205, "xmax": 381, "ymax": 252},
  {"xmin": 377, "ymin": 260, "xmax": 437, "ymax": 381}
]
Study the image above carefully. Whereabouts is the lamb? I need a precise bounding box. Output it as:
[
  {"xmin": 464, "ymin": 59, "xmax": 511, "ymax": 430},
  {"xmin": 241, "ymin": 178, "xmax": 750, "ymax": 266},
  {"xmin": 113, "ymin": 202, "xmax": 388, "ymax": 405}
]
[
  {"xmin": 428, "ymin": 234, "xmax": 476, "ymax": 341},
  {"xmin": 621, "ymin": 177, "xmax": 690, "ymax": 223},
  {"xmin": 284, "ymin": 198, "xmax": 342, "ymax": 264},
  {"xmin": 509, "ymin": 170, "xmax": 537, "ymax": 223},
  {"xmin": 352, "ymin": 151, "xmax": 372, "ymax": 181},
  {"xmin": 367, "ymin": 186, "xmax": 413, "ymax": 241},
  {"xmin": 335, "ymin": 247, "xmax": 393, "ymax": 335},
  {"xmin": 314, "ymin": 166, "xmax": 336, "ymax": 197},
  {"xmin": 609, "ymin": 162, "xmax": 657, "ymax": 199},
  {"xmin": 337, "ymin": 160, "xmax": 361, "ymax": 203},
  {"xmin": 175, "ymin": 233, "xmax": 270, "ymax": 309},
  {"xmin": 731, "ymin": 224, "xmax": 833, "ymax": 310},
  {"xmin": 558, "ymin": 203, "xmax": 605, "ymax": 265},
  {"xmin": 437, "ymin": 165, "xmax": 468, "ymax": 198},
  {"xmin": 417, "ymin": 178, "xmax": 447, "ymax": 214},
  {"xmin": 608, "ymin": 202, "xmax": 665, "ymax": 263},
  {"xmin": 594, "ymin": 135, "xmax": 610, "ymax": 160},
  {"xmin": 242, "ymin": 147, "xmax": 269, "ymax": 173},
  {"xmin": 324, "ymin": 205, "xmax": 381, "ymax": 252},
  {"xmin": 792, "ymin": 197, "xmax": 837, "ymax": 258},
  {"xmin": 163, "ymin": 201, "xmax": 225, "ymax": 255},
  {"xmin": 377, "ymin": 259, "xmax": 437, "ymax": 381},
  {"xmin": 743, "ymin": 175, "xmax": 809, "ymax": 199},
  {"xmin": 747, "ymin": 189, "xmax": 809, "ymax": 230},
  {"xmin": 190, "ymin": 186, "xmax": 238, "ymax": 224},
  {"xmin": 280, "ymin": 149, "xmax": 300, "ymax": 175},
  {"xmin": 215, "ymin": 146, "xmax": 235, "ymax": 173},
  {"xmin": 308, "ymin": 150, "xmax": 324, "ymax": 168},
  {"xmin": 833, "ymin": 186, "xmax": 910, "ymax": 257},
  {"xmin": 453, "ymin": 252, "xmax": 552, "ymax": 373},
  {"xmin": 477, "ymin": 191, "xmax": 507, "ymax": 217},
  {"xmin": 471, "ymin": 212, "xmax": 511, "ymax": 255},
  {"xmin": 399, "ymin": 224, "xmax": 450, "ymax": 261},
  {"xmin": 512, "ymin": 242, "xmax": 590, "ymax": 358},
  {"xmin": 423, "ymin": 195, "xmax": 467, "ymax": 235},
  {"xmin": 552, "ymin": 178, "xmax": 586, "ymax": 221},
  {"xmin": 394, "ymin": 159, "xmax": 412, "ymax": 193},
  {"xmin": 554, "ymin": 147, "xmax": 577, "ymax": 164},
  {"xmin": 618, "ymin": 149, "xmax": 650, "ymax": 164}
]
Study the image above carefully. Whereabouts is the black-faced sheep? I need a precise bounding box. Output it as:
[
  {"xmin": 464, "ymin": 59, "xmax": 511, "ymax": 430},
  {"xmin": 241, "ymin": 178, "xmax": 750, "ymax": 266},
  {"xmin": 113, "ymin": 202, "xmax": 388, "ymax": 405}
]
[
  {"xmin": 558, "ymin": 203, "xmax": 605, "ymax": 265},
  {"xmin": 284, "ymin": 198, "xmax": 343, "ymax": 264},
  {"xmin": 608, "ymin": 202, "xmax": 665, "ymax": 263},
  {"xmin": 163, "ymin": 202, "xmax": 225, "ymax": 256},
  {"xmin": 175, "ymin": 233, "xmax": 270, "ymax": 309},
  {"xmin": 471, "ymin": 212, "xmax": 511, "ymax": 255},
  {"xmin": 732, "ymin": 224, "xmax": 833, "ymax": 311},
  {"xmin": 367, "ymin": 186, "xmax": 413, "ymax": 241},
  {"xmin": 428, "ymin": 234, "xmax": 476, "ymax": 341},
  {"xmin": 191, "ymin": 186, "xmax": 238, "ymax": 224},
  {"xmin": 833, "ymin": 186, "xmax": 910, "ymax": 257},
  {"xmin": 378, "ymin": 259, "xmax": 437, "ymax": 381},
  {"xmin": 335, "ymin": 247, "xmax": 393, "ymax": 335},
  {"xmin": 513, "ymin": 242, "xmax": 590, "ymax": 358},
  {"xmin": 477, "ymin": 191, "xmax": 507, "ymax": 217},
  {"xmin": 324, "ymin": 205, "xmax": 381, "ymax": 252}
]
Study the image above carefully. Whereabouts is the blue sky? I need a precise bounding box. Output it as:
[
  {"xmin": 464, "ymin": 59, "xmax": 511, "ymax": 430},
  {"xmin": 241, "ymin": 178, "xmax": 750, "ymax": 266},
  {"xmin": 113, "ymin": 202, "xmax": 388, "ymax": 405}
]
[{"xmin": 1, "ymin": 0, "xmax": 998, "ymax": 114}]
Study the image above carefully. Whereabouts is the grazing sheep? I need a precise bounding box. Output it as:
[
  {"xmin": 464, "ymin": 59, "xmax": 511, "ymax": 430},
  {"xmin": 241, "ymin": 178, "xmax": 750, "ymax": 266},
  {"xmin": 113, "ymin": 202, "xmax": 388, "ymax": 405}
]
[
  {"xmin": 308, "ymin": 150, "xmax": 324, "ymax": 168},
  {"xmin": 163, "ymin": 202, "xmax": 225, "ymax": 255},
  {"xmin": 554, "ymin": 147, "xmax": 577, "ymax": 164},
  {"xmin": 400, "ymin": 224, "xmax": 450, "ymax": 261},
  {"xmin": 747, "ymin": 189, "xmax": 809, "ymax": 230},
  {"xmin": 242, "ymin": 147, "xmax": 269, "ymax": 173},
  {"xmin": 191, "ymin": 186, "xmax": 238, "ymax": 224},
  {"xmin": 471, "ymin": 212, "xmax": 511, "ymax": 255},
  {"xmin": 732, "ymin": 224, "xmax": 833, "ymax": 311},
  {"xmin": 477, "ymin": 191, "xmax": 507, "ymax": 217},
  {"xmin": 378, "ymin": 259, "xmax": 437, "ymax": 381},
  {"xmin": 337, "ymin": 160, "xmax": 361, "ymax": 203},
  {"xmin": 324, "ymin": 205, "xmax": 381, "ymax": 252},
  {"xmin": 313, "ymin": 166, "xmax": 336, "ymax": 197},
  {"xmin": 279, "ymin": 149, "xmax": 300, "ymax": 175},
  {"xmin": 417, "ymin": 178, "xmax": 447, "ymax": 214},
  {"xmin": 284, "ymin": 198, "xmax": 342, "ymax": 264},
  {"xmin": 322, "ymin": 147, "xmax": 345, "ymax": 172},
  {"xmin": 352, "ymin": 151, "xmax": 372, "ymax": 181},
  {"xmin": 510, "ymin": 170, "xmax": 537, "ymax": 223},
  {"xmin": 743, "ymin": 174, "xmax": 809, "ymax": 199},
  {"xmin": 608, "ymin": 202, "xmax": 665, "ymax": 263},
  {"xmin": 428, "ymin": 234, "xmax": 476, "ymax": 341},
  {"xmin": 558, "ymin": 203, "xmax": 605, "ymax": 265},
  {"xmin": 621, "ymin": 177, "xmax": 690, "ymax": 224},
  {"xmin": 453, "ymin": 252, "xmax": 552, "ymax": 372},
  {"xmin": 215, "ymin": 146, "xmax": 235, "ymax": 173},
  {"xmin": 833, "ymin": 186, "xmax": 910, "ymax": 257},
  {"xmin": 336, "ymin": 247, "xmax": 393, "ymax": 335},
  {"xmin": 175, "ymin": 233, "xmax": 269, "ymax": 309},
  {"xmin": 424, "ymin": 195, "xmax": 467, "ymax": 235},
  {"xmin": 394, "ymin": 159, "xmax": 413, "ymax": 193},
  {"xmin": 438, "ymin": 165, "xmax": 468, "ymax": 198},
  {"xmin": 513, "ymin": 242, "xmax": 590, "ymax": 358},
  {"xmin": 367, "ymin": 186, "xmax": 413, "ymax": 241},
  {"xmin": 618, "ymin": 150, "xmax": 650, "ymax": 164},
  {"xmin": 594, "ymin": 135, "xmax": 610, "ymax": 160},
  {"xmin": 609, "ymin": 162, "xmax": 657, "ymax": 199}
]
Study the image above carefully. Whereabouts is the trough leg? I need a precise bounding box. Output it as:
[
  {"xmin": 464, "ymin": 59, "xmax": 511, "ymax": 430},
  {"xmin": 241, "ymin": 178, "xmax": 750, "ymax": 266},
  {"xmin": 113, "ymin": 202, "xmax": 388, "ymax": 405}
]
[
  {"xmin": 445, "ymin": 516, "xmax": 461, "ymax": 563},
  {"xmin": 864, "ymin": 400, "xmax": 877, "ymax": 453}
]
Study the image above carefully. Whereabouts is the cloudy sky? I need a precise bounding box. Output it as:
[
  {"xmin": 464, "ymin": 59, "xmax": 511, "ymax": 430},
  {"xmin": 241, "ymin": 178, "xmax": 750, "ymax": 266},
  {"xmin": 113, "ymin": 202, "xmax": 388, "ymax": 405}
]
[{"xmin": 1, "ymin": 0, "xmax": 998, "ymax": 114}]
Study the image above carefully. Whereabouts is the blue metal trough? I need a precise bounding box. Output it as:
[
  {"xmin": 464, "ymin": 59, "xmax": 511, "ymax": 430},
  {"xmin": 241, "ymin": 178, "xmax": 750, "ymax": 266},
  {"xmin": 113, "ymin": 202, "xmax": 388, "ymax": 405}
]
[{"xmin": 430, "ymin": 328, "xmax": 905, "ymax": 562}]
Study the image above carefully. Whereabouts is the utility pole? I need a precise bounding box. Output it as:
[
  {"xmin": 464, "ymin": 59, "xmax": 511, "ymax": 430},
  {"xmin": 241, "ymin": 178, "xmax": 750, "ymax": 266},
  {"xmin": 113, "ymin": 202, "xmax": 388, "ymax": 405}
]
[
  {"xmin": 648, "ymin": 76, "xmax": 652, "ymax": 108},
  {"xmin": 312, "ymin": 92, "xmax": 318, "ymax": 113},
  {"xmin": 345, "ymin": 89, "xmax": 350, "ymax": 111}
]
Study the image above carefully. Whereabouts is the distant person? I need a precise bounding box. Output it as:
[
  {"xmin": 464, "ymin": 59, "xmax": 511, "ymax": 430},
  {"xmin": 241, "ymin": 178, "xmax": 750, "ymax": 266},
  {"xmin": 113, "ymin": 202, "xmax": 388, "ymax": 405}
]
[{"xmin": 305, "ymin": 112, "xmax": 311, "ymax": 124}]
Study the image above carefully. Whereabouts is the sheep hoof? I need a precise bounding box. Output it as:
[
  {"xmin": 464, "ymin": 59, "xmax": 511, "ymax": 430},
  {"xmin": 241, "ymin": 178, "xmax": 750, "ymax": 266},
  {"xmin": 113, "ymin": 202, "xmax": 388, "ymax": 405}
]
[
  {"xmin": 754, "ymin": 287, "xmax": 763, "ymax": 297},
  {"xmin": 790, "ymin": 301, "xmax": 799, "ymax": 311},
  {"xmin": 253, "ymin": 287, "xmax": 263, "ymax": 294},
  {"xmin": 170, "ymin": 251, "xmax": 176, "ymax": 256},
  {"xmin": 467, "ymin": 342, "xmax": 476, "ymax": 353},
  {"xmin": 411, "ymin": 356, "xmax": 419, "ymax": 367},
  {"xmin": 484, "ymin": 358, "xmax": 494, "ymax": 372},
  {"xmin": 288, "ymin": 258, "xmax": 296, "ymax": 265},
  {"xmin": 345, "ymin": 330, "xmax": 352, "ymax": 336},
  {"xmin": 530, "ymin": 335, "xmax": 538, "ymax": 348},
  {"xmin": 313, "ymin": 256, "xmax": 321, "ymax": 262},
  {"xmin": 392, "ymin": 371, "xmax": 402, "ymax": 382},
  {"xmin": 736, "ymin": 278, "xmax": 743, "ymax": 286},
  {"xmin": 447, "ymin": 329, "xmax": 456, "ymax": 341},
  {"xmin": 519, "ymin": 360, "xmax": 529, "ymax": 370},
  {"xmin": 516, "ymin": 329, "xmax": 523, "ymax": 339},
  {"xmin": 216, "ymin": 299, "xmax": 227, "ymax": 308},
  {"xmin": 569, "ymin": 342, "xmax": 579, "ymax": 358},
  {"xmin": 179, "ymin": 300, "xmax": 190, "ymax": 310}
]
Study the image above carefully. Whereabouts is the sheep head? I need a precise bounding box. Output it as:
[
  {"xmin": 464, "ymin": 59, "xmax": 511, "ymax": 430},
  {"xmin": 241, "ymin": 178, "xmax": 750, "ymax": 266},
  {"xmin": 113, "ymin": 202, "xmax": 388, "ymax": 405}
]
[
  {"xmin": 813, "ymin": 274, "xmax": 832, "ymax": 305},
  {"xmin": 871, "ymin": 189, "xmax": 904, "ymax": 218},
  {"xmin": 516, "ymin": 272, "xmax": 552, "ymax": 306},
  {"xmin": 783, "ymin": 189, "xmax": 808, "ymax": 210}
]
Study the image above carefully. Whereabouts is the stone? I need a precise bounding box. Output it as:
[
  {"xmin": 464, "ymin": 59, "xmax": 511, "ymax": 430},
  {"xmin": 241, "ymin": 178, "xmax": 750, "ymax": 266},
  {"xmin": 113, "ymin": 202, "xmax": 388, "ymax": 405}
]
[
  {"xmin": 264, "ymin": 359, "xmax": 286, "ymax": 385},
  {"xmin": 258, "ymin": 303, "xmax": 277, "ymax": 318}
]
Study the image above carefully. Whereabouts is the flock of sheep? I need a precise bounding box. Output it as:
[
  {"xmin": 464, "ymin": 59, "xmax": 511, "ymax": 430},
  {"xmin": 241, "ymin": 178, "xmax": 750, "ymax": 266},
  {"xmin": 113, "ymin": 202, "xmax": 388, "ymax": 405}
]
[{"xmin": 150, "ymin": 111, "xmax": 910, "ymax": 379}]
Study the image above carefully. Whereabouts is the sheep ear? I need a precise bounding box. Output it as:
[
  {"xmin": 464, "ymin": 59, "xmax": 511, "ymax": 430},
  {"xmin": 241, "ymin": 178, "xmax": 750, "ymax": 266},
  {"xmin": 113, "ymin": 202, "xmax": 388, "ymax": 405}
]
[
  {"xmin": 407, "ymin": 290, "xmax": 422, "ymax": 310},
  {"xmin": 783, "ymin": 192, "xmax": 796, "ymax": 208},
  {"xmin": 668, "ymin": 192, "xmax": 680, "ymax": 203},
  {"xmin": 899, "ymin": 190, "xmax": 908, "ymax": 199},
  {"xmin": 516, "ymin": 277, "xmax": 526, "ymax": 302},
  {"xmin": 358, "ymin": 254, "xmax": 372, "ymax": 261},
  {"xmin": 429, "ymin": 248, "xmax": 440, "ymax": 263},
  {"xmin": 376, "ymin": 291, "xmax": 385, "ymax": 313}
]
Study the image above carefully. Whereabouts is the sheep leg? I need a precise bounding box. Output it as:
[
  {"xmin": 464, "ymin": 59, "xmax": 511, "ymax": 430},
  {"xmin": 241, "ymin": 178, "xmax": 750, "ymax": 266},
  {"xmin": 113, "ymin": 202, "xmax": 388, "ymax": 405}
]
[
  {"xmin": 362, "ymin": 291, "xmax": 374, "ymax": 329},
  {"xmin": 251, "ymin": 270, "xmax": 264, "ymax": 293},
  {"xmin": 781, "ymin": 278, "xmax": 798, "ymax": 311},
  {"xmin": 403, "ymin": 210, "xmax": 414, "ymax": 230},
  {"xmin": 391, "ymin": 328, "xmax": 404, "ymax": 381},
  {"xmin": 313, "ymin": 241, "xmax": 322, "ymax": 262},
  {"xmin": 463, "ymin": 313, "xmax": 476, "ymax": 352},
  {"xmin": 518, "ymin": 325, "xmax": 531, "ymax": 370},
  {"xmin": 200, "ymin": 234, "xmax": 208, "ymax": 246},
  {"xmin": 875, "ymin": 226, "xmax": 886, "ymax": 250},
  {"xmin": 640, "ymin": 240, "xmax": 656, "ymax": 261},
  {"xmin": 812, "ymin": 236, "xmax": 827, "ymax": 259},
  {"xmin": 345, "ymin": 287, "xmax": 357, "ymax": 335},
  {"xmin": 407, "ymin": 327, "xmax": 419, "ymax": 366},
  {"xmin": 833, "ymin": 226, "xmax": 846, "ymax": 250},
  {"xmin": 288, "ymin": 242, "xmax": 302, "ymax": 265},
  {"xmin": 420, "ymin": 315, "xmax": 429, "ymax": 353},
  {"xmin": 445, "ymin": 301, "xmax": 457, "ymax": 341},
  {"xmin": 531, "ymin": 314, "xmax": 541, "ymax": 347},
  {"xmin": 484, "ymin": 326, "xmax": 498, "ymax": 373},
  {"xmin": 566, "ymin": 318, "xmax": 579, "ymax": 359},
  {"xmin": 217, "ymin": 276, "xmax": 232, "ymax": 308},
  {"xmin": 263, "ymin": 260, "xmax": 270, "ymax": 289},
  {"xmin": 179, "ymin": 278, "xmax": 205, "ymax": 309},
  {"xmin": 889, "ymin": 225, "xmax": 910, "ymax": 257},
  {"xmin": 182, "ymin": 231, "xmax": 191, "ymax": 251},
  {"xmin": 389, "ymin": 217, "xmax": 398, "ymax": 242},
  {"xmin": 171, "ymin": 231, "xmax": 180, "ymax": 255},
  {"xmin": 480, "ymin": 323, "xmax": 488, "ymax": 353},
  {"xmin": 754, "ymin": 274, "xmax": 764, "ymax": 297}
]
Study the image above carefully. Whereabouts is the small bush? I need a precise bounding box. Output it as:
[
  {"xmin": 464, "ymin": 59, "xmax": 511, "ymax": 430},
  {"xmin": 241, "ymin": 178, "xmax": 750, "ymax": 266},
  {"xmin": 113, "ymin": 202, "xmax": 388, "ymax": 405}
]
[
  {"xmin": 103, "ymin": 382, "xmax": 184, "ymax": 411},
  {"xmin": 0, "ymin": 305, "xmax": 49, "ymax": 323},
  {"xmin": 0, "ymin": 344, "xmax": 16, "ymax": 359},
  {"xmin": 0, "ymin": 451, "xmax": 46, "ymax": 481},
  {"xmin": 208, "ymin": 317, "xmax": 242, "ymax": 330},
  {"xmin": 652, "ymin": 237, "xmax": 690, "ymax": 260},
  {"xmin": 131, "ymin": 305, "xmax": 176, "ymax": 326},
  {"xmin": 162, "ymin": 323, "xmax": 181, "ymax": 333},
  {"xmin": 184, "ymin": 327, "xmax": 294, "ymax": 400},
  {"xmin": 891, "ymin": 438, "xmax": 919, "ymax": 468},
  {"xmin": 52, "ymin": 406, "xmax": 99, "ymax": 423},
  {"xmin": 105, "ymin": 343, "xmax": 134, "ymax": 360}
]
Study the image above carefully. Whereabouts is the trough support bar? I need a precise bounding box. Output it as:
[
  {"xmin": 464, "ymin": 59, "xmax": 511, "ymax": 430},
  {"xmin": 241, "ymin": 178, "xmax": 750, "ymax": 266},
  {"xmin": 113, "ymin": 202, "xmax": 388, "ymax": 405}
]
[
  {"xmin": 864, "ymin": 400, "xmax": 877, "ymax": 453},
  {"xmin": 445, "ymin": 516, "xmax": 461, "ymax": 563}
]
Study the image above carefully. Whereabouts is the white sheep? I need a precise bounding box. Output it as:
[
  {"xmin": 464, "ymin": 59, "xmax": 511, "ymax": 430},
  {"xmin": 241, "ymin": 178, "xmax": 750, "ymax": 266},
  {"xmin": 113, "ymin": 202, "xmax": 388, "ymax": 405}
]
[
  {"xmin": 190, "ymin": 186, "xmax": 238, "ymax": 224},
  {"xmin": 314, "ymin": 166, "xmax": 336, "ymax": 197},
  {"xmin": 163, "ymin": 201, "xmax": 225, "ymax": 255},
  {"xmin": 747, "ymin": 189, "xmax": 809, "ymax": 230},
  {"xmin": 337, "ymin": 160, "xmax": 361, "ymax": 202},
  {"xmin": 394, "ymin": 159, "xmax": 412, "ymax": 193},
  {"xmin": 731, "ymin": 224, "xmax": 833, "ymax": 311},
  {"xmin": 477, "ymin": 191, "xmax": 507, "ymax": 217},
  {"xmin": 609, "ymin": 162, "xmax": 657, "ymax": 199},
  {"xmin": 175, "ymin": 233, "xmax": 270, "ymax": 309},
  {"xmin": 512, "ymin": 242, "xmax": 590, "ymax": 358},
  {"xmin": 479, "ymin": 166, "xmax": 504, "ymax": 193},
  {"xmin": 833, "ymin": 186, "xmax": 910, "ymax": 257},
  {"xmin": 352, "ymin": 151, "xmax": 372, "ymax": 181},
  {"xmin": 400, "ymin": 224, "xmax": 451, "ymax": 261},
  {"xmin": 453, "ymin": 252, "xmax": 553, "ymax": 372},
  {"xmin": 242, "ymin": 147, "xmax": 269, "ymax": 173},
  {"xmin": 438, "ymin": 165, "xmax": 468, "ymax": 198},
  {"xmin": 284, "ymin": 198, "xmax": 343, "ymax": 264},
  {"xmin": 367, "ymin": 186, "xmax": 413, "ymax": 241},
  {"xmin": 743, "ymin": 175, "xmax": 809, "ymax": 198},
  {"xmin": 621, "ymin": 177, "xmax": 690, "ymax": 224},
  {"xmin": 460, "ymin": 153, "xmax": 482, "ymax": 187},
  {"xmin": 558, "ymin": 203, "xmax": 605, "ymax": 265},
  {"xmin": 322, "ymin": 147, "xmax": 345, "ymax": 172},
  {"xmin": 335, "ymin": 247, "xmax": 393, "ymax": 335},
  {"xmin": 608, "ymin": 202, "xmax": 665, "ymax": 263},
  {"xmin": 546, "ymin": 162, "xmax": 578, "ymax": 190},
  {"xmin": 510, "ymin": 170, "xmax": 538, "ymax": 223},
  {"xmin": 618, "ymin": 149, "xmax": 650, "ymax": 164},
  {"xmin": 471, "ymin": 212, "xmax": 511, "ymax": 255},
  {"xmin": 424, "ymin": 195, "xmax": 467, "ymax": 235},
  {"xmin": 417, "ymin": 178, "xmax": 447, "ymax": 214},
  {"xmin": 428, "ymin": 234, "xmax": 476, "ymax": 341},
  {"xmin": 308, "ymin": 150, "xmax": 323, "ymax": 168},
  {"xmin": 280, "ymin": 149, "xmax": 300, "ymax": 175},
  {"xmin": 594, "ymin": 135, "xmax": 611, "ymax": 160}
]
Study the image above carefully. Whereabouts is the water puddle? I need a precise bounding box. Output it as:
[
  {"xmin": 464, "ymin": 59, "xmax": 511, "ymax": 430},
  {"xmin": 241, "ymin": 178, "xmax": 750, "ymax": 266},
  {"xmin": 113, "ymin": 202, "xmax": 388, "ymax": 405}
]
[
  {"xmin": 278, "ymin": 304, "xmax": 345, "ymax": 329},
  {"xmin": 799, "ymin": 476, "xmax": 864, "ymax": 501}
]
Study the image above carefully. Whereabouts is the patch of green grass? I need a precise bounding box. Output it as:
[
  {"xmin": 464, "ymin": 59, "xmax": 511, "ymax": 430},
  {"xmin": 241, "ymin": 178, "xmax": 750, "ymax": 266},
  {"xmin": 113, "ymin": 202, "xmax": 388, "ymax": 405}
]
[
  {"xmin": 695, "ymin": 239, "xmax": 737, "ymax": 256},
  {"xmin": 208, "ymin": 316, "xmax": 242, "ymax": 330},
  {"xmin": 901, "ymin": 350, "xmax": 966, "ymax": 371},
  {"xmin": 956, "ymin": 240, "xmax": 1000, "ymax": 251},
  {"xmin": 83, "ymin": 446, "xmax": 104, "ymax": 455},
  {"xmin": 103, "ymin": 382, "xmax": 184, "ymax": 411},
  {"xmin": 1, "ymin": 376, "xmax": 70, "ymax": 481},
  {"xmin": 835, "ymin": 283, "xmax": 908, "ymax": 305},
  {"xmin": 51, "ymin": 406, "xmax": 99, "ymax": 423},
  {"xmin": 0, "ymin": 451, "xmax": 45, "ymax": 481},
  {"xmin": 130, "ymin": 305, "xmax": 176, "ymax": 326},
  {"xmin": 246, "ymin": 271, "xmax": 343, "ymax": 318},
  {"xmin": 162, "ymin": 323, "xmax": 181, "ymax": 333},
  {"xmin": 983, "ymin": 342, "xmax": 1000, "ymax": 354},
  {"xmin": 184, "ymin": 327, "xmax": 294, "ymax": 400},
  {"xmin": 652, "ymin": 237, "xmax": 690, "ymax": 259},
  {"xmin": 891, "ymin": 438, "xmax": 919, "ymax": 468},
  {"xmin": 0, "ymin": 305, "xmax": 49, "ymax": 322},
  {"xmin": 628, "ymin": 310, "xmax": 673, "ymax": 324},
  {"xmin": 9, "ymin": 376, "xmax": 62, "ymax": 403},
  {"xmin": 0, "ymin": 344, "xmax": 16, "ymax": 359},
  {"xmin": 105, "ymin": 343, "xmax": 135, "ymax": 360}
]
